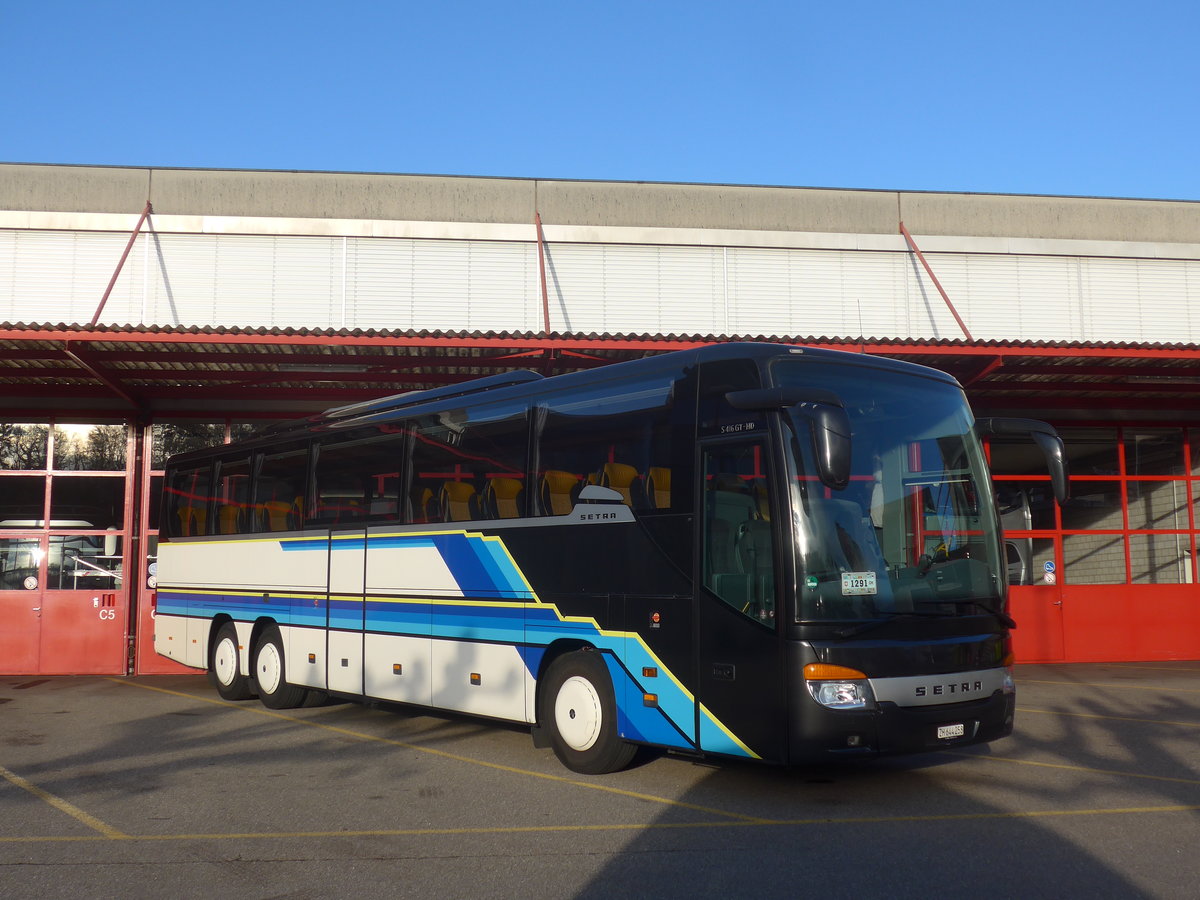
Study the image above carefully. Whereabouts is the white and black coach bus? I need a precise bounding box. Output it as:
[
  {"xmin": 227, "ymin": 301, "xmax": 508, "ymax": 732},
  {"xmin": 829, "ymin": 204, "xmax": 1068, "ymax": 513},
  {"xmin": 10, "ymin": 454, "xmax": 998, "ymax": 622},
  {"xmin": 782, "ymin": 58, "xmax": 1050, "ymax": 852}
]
[{"xmin": 154, "ymin": 343, "xmax": 1067, "ymax": 774}]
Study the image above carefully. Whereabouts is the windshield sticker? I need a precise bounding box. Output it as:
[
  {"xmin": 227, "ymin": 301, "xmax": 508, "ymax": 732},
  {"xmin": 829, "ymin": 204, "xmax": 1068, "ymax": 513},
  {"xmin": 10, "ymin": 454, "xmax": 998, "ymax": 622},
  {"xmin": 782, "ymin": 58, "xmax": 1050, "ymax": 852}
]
[{"xmin": 841, "ymin": 572, "xmax": 877, "ymax": 596}]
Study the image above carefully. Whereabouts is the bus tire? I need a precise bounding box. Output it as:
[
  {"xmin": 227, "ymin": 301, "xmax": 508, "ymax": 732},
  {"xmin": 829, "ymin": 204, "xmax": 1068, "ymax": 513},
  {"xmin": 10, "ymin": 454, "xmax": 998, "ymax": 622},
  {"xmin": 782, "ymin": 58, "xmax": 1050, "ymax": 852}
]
[
  {"xmin": 540, "ymin": 650, "xmax": 636, "ymax": 775},
  {"xmin": 252, "ymin": 624, "xmax": 309, "ymax": 709},
  {"xmin": 208, "ymin": 621, "xmax": 255, "ymax": 701}
]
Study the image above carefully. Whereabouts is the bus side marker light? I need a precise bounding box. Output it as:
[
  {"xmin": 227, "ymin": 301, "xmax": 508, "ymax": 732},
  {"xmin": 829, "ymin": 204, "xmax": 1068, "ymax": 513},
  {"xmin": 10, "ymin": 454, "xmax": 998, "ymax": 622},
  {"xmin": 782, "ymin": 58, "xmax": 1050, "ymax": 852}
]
[
  {"xmin": 308, "ymin": 654, "xmax": 316, "ymax": 664},
  {"xmin": 470, "ymin": 673, "xmax": 481, "ymax": 685},
  {"xmin": 642, "ymin": 667, "xmax": 657, "ymax": 678},
  {"xmin": 341, "ymin": 658, "xmax": 349, "ymax": 667},
  {"xmin": 643, "ymin": 693, "xmax": 658, "ymax": 707},
  {"xmin": 393, "ymin": 664, "xmax": 403, "ymax": 675}
]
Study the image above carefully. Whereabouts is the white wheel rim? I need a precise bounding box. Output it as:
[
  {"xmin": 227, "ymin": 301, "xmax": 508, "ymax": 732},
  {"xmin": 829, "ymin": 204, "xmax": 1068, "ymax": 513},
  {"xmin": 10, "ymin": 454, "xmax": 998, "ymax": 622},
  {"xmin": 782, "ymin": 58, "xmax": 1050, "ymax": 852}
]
[
  {"xmin": 213, "ymin": 636, "xmax": 238, "ymax": 687},
  {"xmin": 554, "ymin": 675, "xmax": 603, "ymax": 752},
  {"xmin": 257, "ymin": 641, "xmax": 283, "ymax": 695}
]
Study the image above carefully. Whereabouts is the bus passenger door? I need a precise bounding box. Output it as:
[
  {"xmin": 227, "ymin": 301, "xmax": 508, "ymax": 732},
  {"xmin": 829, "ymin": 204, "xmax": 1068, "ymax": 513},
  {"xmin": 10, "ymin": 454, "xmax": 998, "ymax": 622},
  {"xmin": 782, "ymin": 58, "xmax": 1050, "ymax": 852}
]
[
  {"xmin": 326, "ymin": 530, "xmax": 366, "ymax": 695},
  {"xmin": 695, "ymin": 440, "xmax": 786, "ymax": 763}
]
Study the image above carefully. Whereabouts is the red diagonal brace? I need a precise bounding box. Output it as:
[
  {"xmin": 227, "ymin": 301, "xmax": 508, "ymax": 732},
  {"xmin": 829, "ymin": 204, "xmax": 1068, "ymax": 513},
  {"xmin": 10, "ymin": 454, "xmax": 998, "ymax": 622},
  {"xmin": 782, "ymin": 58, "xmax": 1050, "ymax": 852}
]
[
  {"xmin": 535, "ymin": 212, "xmax": 558, "ymax": 375},
  {"xmin": 90, "ymin": 201, "xmax": 152, "ymax": 327},
  {"xmin": 62, "ymin": 341, "xmax": 140, "ymax": 409},
  {"xmin": 899, "ymin": 220, "xmax": 973, "ymax": 342}
]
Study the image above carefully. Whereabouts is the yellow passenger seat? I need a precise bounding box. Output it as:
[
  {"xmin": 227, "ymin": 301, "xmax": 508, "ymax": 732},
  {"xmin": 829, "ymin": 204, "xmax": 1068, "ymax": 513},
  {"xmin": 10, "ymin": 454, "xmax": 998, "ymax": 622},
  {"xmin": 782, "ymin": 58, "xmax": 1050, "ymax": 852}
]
[
  {"xmin": 647, "ymin": 467, "xmax": 671, "ymax": 509},
  {"xmin": 483, "ymin": 477, "xmax": 524, "ymax": 519},
  {"xmin": 441, "ymin": 481, "xmax": 478, "ymax": 522},
  {"xmin": 600, "ymin": 462, "xmax": 639, "ymax": 507},
  {"xmin": 540, "ymin": 469, "xmax": 579, "ymax": 515}
]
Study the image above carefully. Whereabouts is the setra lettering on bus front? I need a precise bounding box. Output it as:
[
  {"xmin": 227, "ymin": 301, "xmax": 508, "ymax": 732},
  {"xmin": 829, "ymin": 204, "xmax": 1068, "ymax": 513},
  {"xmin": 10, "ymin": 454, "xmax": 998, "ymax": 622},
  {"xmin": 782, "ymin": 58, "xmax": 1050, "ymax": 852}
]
[{"xmin": 579, "ymin": 511, "xmax": 621, "ymax": 521}]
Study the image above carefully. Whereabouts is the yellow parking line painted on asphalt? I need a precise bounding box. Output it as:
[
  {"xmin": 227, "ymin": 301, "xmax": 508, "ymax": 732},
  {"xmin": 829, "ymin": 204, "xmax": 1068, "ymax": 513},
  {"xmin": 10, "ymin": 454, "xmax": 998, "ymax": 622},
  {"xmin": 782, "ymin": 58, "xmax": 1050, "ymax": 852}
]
[
  {"xmin": 108, "ymin": 678, "xmax": 774, "ymax": 825},
  {"xmin": 1019, "ymin": 679, "xmax": 1200, "ymax": 695},
  {"xmin": 943, "ymin": 751, "xmax": 1200, "ymax": 788},
  {"xmin": 4, "ymin": 803, "xmax": 1200, "ymax": 845},
  {"xmin": 0, "ymin": 764, "xmax": 129, "ymax": 839},
  {"xmin": 1017, "ymin": 706, "xmax": 1200, "ymax": 728}
]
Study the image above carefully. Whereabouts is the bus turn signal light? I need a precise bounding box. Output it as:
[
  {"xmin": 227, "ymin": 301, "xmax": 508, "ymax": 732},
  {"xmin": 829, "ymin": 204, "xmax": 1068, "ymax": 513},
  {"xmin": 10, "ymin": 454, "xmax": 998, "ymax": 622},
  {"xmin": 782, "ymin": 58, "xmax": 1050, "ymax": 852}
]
[{"xmin": 803, "ymin": 663, "xmax": 868, "ymax": 681}]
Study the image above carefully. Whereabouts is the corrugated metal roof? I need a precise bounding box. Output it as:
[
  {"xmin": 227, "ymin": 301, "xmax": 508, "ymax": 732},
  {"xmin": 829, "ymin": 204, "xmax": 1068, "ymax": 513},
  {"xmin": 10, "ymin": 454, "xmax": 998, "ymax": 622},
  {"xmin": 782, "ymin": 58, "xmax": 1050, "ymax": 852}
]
[{"xmin": 3, "ymin": 321, "xmax": 1200, "ymax": 422}]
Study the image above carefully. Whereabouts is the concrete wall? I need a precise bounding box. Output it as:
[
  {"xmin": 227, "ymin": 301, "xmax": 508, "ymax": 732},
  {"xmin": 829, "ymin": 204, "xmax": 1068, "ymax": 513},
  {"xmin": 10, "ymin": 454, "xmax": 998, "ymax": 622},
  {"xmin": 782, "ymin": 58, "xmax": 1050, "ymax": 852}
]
[{"xmin": 3, "ymin": 163, "xmax": 1199, "ymax": 245}]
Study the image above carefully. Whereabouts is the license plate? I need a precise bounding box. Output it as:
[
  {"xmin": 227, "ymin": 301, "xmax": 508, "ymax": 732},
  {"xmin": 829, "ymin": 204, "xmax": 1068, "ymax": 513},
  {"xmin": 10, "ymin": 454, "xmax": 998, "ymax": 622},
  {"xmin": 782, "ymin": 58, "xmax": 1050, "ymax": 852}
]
[
  {"xmin": 840, "ymin": 572, "xmax": 877, "ymax": 595},
  {"xmin": 937, "ymin": 723, "xmax": 966, "ymax": 740}
]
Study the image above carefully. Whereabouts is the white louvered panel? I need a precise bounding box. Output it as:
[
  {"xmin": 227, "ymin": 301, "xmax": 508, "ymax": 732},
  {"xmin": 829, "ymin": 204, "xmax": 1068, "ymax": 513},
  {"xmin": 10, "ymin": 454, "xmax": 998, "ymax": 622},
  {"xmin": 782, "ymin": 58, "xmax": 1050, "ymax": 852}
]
[
  {"xmin": 900, "ymin": 251, "xmax": 966, "ymax": 341},
  {"xmin": 460, "ymin": 241, "xmax": 539, "ymax": 332},
  {"xmin": 593, "ymin": 245, "xmax": 673, "ymax": 333},
  {"xmin": 10, "ymin": 231, "xmax": 75, "ymax": 319},
  {"xmin": 64, "ymin": 232, "xmax": 143, "ymax": 325},
  {"xmin": 346, "ymin": 237, "xmax": 414, "ymax": 329},
  {"xmin": 784, "ymin": 250, "xmax": 856, "ymax": 338},
  {"xmin": 7, "ymin": 230, "xmax": 106, "ymax": 324},
  {"xmin": 1012, "ymin": 254, "xmax": 1081, "ymax": 341},
  {"xmin": 900, "ymin": 250, "xmax": 964, "ymax": 340},
  {"xmin": 0, "ymin": 230, "xmax": 15, "ymax": 318},
  {"xmin": 841, "ymin": 251, "xmax": 908, "ymax": 339},
  {"xmin": 143, "ymin": 234, "xmax": 218, "ymax": 326},
  {"xmin": 1132, "ymin": 258, "xmax": 1197, "ymax": 342},
  {"xmin": 726, "ymin": 248, "xmax": 795, "ymax": 337},
  {"xmin": 410, "ymin": 241, "xmax": 472, "ymax": 330},
  {"xmin": 957, "ymin": 254, "xmax": 1018, "ymax": 341},
  {"xmin": 212, "ymin": 235, "xmax": 283, "ymax": 327},
  {"xmin": 537, "ymin": 244, "xmax": 608, "ymax": 333},
  {"xmin": 1078, "ymin": 257, "xmax": 1144, "ymax": 342},
  {"xmin": 655, "ymin": 246, "xmax": 724, "ymax": 335},
  {"xmin": 269, "ymin": 236, "xmax": 340, "ymax": 328},
  {"xmin": 90, "ymin": 231, "xmax": 149, "ymax": 325}
]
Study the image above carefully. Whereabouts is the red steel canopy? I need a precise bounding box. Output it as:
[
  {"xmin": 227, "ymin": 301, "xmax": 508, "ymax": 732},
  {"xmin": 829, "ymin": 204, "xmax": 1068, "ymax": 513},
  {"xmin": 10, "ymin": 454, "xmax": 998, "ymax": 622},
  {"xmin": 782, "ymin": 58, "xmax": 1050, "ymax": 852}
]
[{"xmin": 3, "ymin": 322, "xmax": 1200, "ymax": 423}]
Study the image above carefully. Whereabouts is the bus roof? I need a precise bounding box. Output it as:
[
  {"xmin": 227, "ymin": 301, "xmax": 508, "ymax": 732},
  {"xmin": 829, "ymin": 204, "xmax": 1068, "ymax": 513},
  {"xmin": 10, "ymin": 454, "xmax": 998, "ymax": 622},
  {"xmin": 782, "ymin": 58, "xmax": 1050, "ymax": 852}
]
[{"xmin": 165, "ymin": 342, "xmax": 958, "ymax": 465}]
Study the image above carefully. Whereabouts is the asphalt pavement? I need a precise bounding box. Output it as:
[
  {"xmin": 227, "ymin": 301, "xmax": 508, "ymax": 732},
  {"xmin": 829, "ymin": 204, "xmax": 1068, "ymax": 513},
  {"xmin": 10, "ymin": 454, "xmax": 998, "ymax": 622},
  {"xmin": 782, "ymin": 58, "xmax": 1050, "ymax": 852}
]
[{"xmin": 3, "ymin": 662, "xmax": 1200, "ymax": 899}]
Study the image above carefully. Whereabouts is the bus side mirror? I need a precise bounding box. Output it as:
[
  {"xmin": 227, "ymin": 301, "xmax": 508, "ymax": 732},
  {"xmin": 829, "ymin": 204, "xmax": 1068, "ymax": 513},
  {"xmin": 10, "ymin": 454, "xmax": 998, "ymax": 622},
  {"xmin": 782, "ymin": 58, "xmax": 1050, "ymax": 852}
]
[
  {"xmin": 726, "ymin": 387, "xmax": 852, "ymax": 491},
  {"xmin": 976, "ymin": 417, "xmax": 1069, "ymax": 505}
]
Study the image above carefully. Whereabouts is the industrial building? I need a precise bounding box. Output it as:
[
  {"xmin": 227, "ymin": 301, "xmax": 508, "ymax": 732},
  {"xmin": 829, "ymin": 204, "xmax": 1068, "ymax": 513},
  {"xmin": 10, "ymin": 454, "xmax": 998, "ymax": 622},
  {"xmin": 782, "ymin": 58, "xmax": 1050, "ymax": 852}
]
[{"xmin": 2, "ymin": 162, "xmax": 1199, "ymax": 674}]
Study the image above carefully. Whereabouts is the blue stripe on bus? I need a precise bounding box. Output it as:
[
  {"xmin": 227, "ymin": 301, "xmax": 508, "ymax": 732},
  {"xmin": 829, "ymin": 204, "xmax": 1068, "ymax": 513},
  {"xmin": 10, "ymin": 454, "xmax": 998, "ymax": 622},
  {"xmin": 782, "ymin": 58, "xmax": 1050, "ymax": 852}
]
[
  {"xmin": 431, "ymin": 533, "xmax": 528, "ymax": 600},
  {"xmin": 157, "ymin": 528, "xmax": 753, "ymax": 760}
]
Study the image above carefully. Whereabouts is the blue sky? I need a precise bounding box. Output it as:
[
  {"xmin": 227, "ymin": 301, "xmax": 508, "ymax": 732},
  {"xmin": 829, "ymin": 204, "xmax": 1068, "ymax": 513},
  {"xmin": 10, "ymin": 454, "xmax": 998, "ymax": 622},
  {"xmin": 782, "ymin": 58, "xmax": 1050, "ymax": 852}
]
[{"xmin": 3, "ymin": 1, "xmax": 1198, "ymax": 200}]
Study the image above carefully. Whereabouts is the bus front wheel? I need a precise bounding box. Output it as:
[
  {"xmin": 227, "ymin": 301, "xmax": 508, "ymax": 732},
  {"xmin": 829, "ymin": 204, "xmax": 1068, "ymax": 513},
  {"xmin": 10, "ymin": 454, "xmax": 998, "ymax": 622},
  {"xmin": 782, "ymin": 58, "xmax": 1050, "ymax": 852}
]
[
  {"xmin": 253, "ymin": 625, "xmax": 309, "ymax": 709},
  {"xmin": 540, "ymin": 650, "xmax": 635, "ymax": 774},
  {"xmin": 209, "ymin": 621, "xmax": 255, "ymax": 701}
]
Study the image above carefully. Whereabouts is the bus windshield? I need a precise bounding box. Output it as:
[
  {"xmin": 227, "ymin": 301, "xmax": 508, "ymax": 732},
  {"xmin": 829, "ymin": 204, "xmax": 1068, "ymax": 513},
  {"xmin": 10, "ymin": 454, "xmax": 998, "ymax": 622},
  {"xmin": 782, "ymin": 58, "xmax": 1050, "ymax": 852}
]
[{"xmin": 774, "ymin": 361, "xmax": 1004, "ymax": 623}]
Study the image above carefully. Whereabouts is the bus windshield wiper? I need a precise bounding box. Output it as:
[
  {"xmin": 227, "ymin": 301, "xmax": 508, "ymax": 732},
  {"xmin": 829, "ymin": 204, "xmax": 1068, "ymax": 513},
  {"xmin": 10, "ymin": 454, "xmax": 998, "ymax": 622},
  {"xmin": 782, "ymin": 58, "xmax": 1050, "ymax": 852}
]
[
  {"xmin": 833, "ymin": 610, "xmax": 957, "ymax": 639},
  {"xmin": 916, "ymin": 597, "xmax": 1016, "ymax": 629}
]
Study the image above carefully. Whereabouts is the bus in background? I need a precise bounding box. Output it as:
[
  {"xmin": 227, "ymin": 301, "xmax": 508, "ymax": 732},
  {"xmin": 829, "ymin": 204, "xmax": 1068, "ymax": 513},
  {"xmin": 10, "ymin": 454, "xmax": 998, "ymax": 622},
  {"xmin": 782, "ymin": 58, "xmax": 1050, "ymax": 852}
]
[{"xmin": 154, "ymin": 343, "xmax": 1067, "ymax": 774}]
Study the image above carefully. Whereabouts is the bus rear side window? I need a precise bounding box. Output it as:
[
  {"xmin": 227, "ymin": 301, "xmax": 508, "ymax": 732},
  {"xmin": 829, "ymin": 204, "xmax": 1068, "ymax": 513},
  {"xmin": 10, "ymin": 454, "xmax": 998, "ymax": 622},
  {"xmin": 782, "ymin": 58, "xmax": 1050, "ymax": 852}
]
[
  {"xmin": 253, "ymin": 444, "xmax": 309, "ymax": 532},
  {"xmin": 164, "ymin": 465, "xmax": 212, "ymax": 538}
]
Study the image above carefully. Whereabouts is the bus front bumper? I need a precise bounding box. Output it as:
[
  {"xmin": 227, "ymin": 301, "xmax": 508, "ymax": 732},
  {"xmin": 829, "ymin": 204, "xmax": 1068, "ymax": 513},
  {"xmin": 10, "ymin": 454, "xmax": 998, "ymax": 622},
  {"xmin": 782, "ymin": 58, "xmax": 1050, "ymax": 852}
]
[{"xmin": 789, "ymin": 690, "xmax": 1016, "ymax": 763}]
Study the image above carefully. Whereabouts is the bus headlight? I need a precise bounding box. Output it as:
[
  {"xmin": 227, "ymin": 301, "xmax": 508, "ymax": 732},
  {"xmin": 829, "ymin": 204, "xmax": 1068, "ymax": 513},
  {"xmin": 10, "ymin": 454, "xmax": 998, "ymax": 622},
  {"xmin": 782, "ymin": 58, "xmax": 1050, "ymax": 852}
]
[{"xmin": 804, "ymin": 663, "xmax": 876, "ymax": 710}]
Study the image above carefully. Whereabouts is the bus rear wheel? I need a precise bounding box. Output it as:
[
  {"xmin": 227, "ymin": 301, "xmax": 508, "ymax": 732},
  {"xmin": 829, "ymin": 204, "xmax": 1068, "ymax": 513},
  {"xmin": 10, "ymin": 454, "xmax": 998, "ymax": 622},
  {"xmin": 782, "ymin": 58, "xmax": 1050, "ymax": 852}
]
[
  {"xmin": 540, "ymin": 650, "xmax": 636, "ymax": 775},
  {"xmin": 209, "ymin": 622, "xmax": 255, "ymax": 701},
  {"xmin": 253, "ymin": 625, "xmax": 309, "ymax": 709}
]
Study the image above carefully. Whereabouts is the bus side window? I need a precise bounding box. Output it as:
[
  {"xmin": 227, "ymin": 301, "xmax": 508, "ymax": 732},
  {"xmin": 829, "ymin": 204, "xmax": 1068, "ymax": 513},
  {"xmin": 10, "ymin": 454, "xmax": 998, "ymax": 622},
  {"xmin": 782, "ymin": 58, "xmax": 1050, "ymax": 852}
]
[
  {"xmin": 310, "ymin": 429, "xmax": 404, "ymax": 527},
  {"xmin": 164, "ymin": 464, "xmax": 212, "ymax": 537},
  {"xmin": 412, "ymin": 402, "xmax": 528, "ymax": 524},
  {"xmin": 211, "ymin": 457, "xmax": 251, "ymax": 535},
  {"xmin": 253, "ymin": 444, "xmax": 308, "ymax": 532},
  {"xmin": 535, "ymin": 372, "xmax": 676, "ymax": 516}
]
